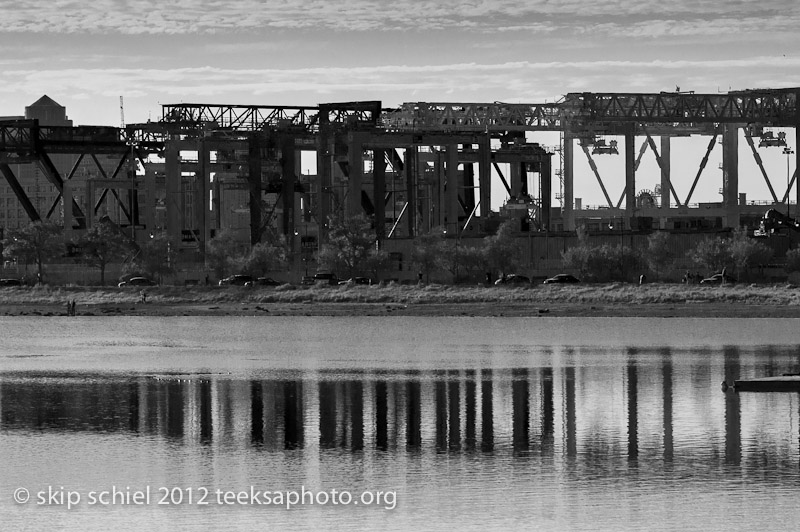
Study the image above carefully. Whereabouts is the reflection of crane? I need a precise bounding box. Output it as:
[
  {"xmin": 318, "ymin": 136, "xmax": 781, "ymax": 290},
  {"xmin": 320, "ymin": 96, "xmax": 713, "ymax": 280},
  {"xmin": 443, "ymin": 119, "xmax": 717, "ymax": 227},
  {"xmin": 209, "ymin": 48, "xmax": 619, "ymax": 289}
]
[{"xmin": 754, "ymin": 208, "xmax": 800, "ymax": 237}]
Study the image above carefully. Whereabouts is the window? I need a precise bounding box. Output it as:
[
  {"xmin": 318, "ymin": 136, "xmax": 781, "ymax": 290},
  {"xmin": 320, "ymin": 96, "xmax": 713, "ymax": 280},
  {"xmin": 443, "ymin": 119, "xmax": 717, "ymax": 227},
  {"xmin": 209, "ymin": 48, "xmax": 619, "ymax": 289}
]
[{"xmin": 389, "ymin": 252, "xmax": 403, "ymax": 271}]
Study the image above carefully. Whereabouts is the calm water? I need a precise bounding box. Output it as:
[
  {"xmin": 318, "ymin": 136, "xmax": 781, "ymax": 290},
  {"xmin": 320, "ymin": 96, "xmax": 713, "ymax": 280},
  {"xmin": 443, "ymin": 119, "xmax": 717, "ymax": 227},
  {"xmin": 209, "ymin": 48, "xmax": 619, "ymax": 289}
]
[{"xmin": 2, "ymin": 317, "xmax": 800, "ymax": 531}]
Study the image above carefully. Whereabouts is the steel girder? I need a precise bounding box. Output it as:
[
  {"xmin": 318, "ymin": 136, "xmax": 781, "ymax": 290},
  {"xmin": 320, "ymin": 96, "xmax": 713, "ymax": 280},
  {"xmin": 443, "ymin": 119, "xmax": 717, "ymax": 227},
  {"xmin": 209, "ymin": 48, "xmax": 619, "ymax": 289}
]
[
  {"xmin": 563, "ymin": 88, "xmax": 798, "ymax": 128},
  {"xmin": 379, "ymin": 89, "xmax": 799, "ymax": 136},
  {"xmin": 162, "ymin": 103, "xmax": 318, "ymax": 131},
  {"xmin": 382, "ymin": 102, "xmax": 563, "ymax": 133}
]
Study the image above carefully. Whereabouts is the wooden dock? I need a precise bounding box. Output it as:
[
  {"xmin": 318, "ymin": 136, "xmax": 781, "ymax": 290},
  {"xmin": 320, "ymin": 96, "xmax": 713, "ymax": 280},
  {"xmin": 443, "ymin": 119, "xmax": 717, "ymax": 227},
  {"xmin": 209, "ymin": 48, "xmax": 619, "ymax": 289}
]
[{"xmin": 731, "ymin": 375, "xmax": 800, "ymax": 392}]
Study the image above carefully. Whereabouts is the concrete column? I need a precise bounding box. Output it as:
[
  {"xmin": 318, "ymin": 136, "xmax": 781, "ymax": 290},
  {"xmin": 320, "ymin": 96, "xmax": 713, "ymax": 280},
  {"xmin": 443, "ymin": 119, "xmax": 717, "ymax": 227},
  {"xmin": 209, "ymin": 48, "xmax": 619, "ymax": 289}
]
[
  {"xmin": 405, "ymin": 146, "xmax": 417, "ymax": 237},
  {"xmin": 145, "ymin": 168, "xmax": 156, "ymax": 233},
  {"xmin": 539, "ymin": 156, "xmax": 552, "ymax": 231},
  {"xmin": 660, "ymin": 136, "xmax": 671, "ymax": 207},
  {"xmin": 248, "ymin": 134, "xmax": 263, "ymax": 245},
  {"xmin": 660, "ymin": 136, "xmax": 671, "ymax": 229},
  {"xmin": 625, "ymin": 130, "xmax": 636, "ymax": 230},
  {"xmin": 463, "ymin": 163, "xmax": 475, "ymax": 215},
  {"xmin": 165, "ymin": 136, "xmax": 182, "ymax": 245},
  {"xmin": 373, "ymin": 148, "xmax": 386, "ymax": 241},
  {"xmin": 198, "ymin": 139, "xmax": 209, "ymax": 252},
  {"xmin": 317, "ymin": 124, "xmax": 332, "ymax": 244},
  {"xmin": 446, "ymin": 143, "xmax": 459, "ymax": 232},
  {"xmin": 347, "ymin": 133, "xmax": 363, "ymax": 217},
  {"xmin": 479, "ymin": 137, "xmax": 491, "ymax": 220},
  {"xmin": 510, "ymin": 160, "xmax": 523, "ymax": 198},
  {"xmin": 563, "ymin": 134, "xmax": 575, "ymax": 231},
  {"xmin": 722, "ymin": 124, "xmax": 740, "ymax": 228},
  {"xmin": 281, "ymin": 135, "xmax": 296, "ymax": 244}
]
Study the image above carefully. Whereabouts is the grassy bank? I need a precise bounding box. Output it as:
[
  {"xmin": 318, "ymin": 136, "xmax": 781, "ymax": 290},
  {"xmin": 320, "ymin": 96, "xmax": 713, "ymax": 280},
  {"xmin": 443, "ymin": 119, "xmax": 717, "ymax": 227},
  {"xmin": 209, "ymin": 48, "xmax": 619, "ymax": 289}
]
[{"xmin": 2, "ymin": 282, "xmax": 800, "ymax": 317}]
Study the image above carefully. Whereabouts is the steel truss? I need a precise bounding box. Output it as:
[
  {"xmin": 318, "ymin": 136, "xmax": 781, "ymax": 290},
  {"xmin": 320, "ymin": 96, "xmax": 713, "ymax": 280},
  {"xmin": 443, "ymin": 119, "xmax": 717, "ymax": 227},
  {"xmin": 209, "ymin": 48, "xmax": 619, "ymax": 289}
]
[{"xmin": 1, "ymin": 87, "xmax": 798, "ymax": 254}]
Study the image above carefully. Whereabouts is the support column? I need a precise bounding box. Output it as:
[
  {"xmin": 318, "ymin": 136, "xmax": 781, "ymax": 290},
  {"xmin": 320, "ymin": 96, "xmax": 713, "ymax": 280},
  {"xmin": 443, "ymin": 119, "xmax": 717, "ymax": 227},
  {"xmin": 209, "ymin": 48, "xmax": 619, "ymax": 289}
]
[
  {"xmin": 281, "ymin": 135, "xmax": 296, "ymax": 245},
  {"xmin": 405, "ymin": 146, "xmax": 417, "ymax": 237},
  {"xmin": 373, "ymin": 148, "xmax": 386, "ymax": 241},
  {"xmin": 625, "ymin": 129, "xmax": 636, "ymax": 230},
  {"xmin": 446, "ymin": 143, "xmax": 459, "ymax": 232},
  {"xmin": 317, "ymin": 123, "xmax": 332, "ymax": 244},
  {"xmin": 479, "ymin": 137, "xmax": 491, "ymax": 221},
  {"xmin": 463, "ymin": 163, "xmax": 475, "ymax": 215},
  {"xmin": 563, "ymin": 134, "xmax": 575, "ymax": 231},
  {"xmin": 510, "ymin": 161, "xmax": 523, "ymax": 198},
  {"xmin": 722, "ymin": 124, "xmax": 740, "ymax": 228},
  {"xmin": 198, "ymin": 139, "xmax": 209, "ymax": 252},
  {"xmin": 347, "ymin": 133, "xmax": 363, "ymax": 217},
  {"xmin": 248, "ymin": 134, "xmax": 263, "ymax": 245},
  {"xmin": 660, "ymin": 136, "xmax": 671, "ymax": 222},
  {"xmin": 165, "ymin": 137, "xmax": 181, "ymax": 245},
  {"xmin": 540, "ymin": 156, "xmax": 551, "ymax": 231},
  {"xmin": 145, "ymin": 167, "xmax": 156, "ymax": 234}
]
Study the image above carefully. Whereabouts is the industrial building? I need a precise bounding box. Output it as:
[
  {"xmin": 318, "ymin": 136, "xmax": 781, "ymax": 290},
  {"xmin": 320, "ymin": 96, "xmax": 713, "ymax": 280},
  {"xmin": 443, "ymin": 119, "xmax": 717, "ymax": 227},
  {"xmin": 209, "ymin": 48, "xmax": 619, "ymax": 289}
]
[{"xmin": 0, "ymin": 88, "xmax": 798, "ymax": 281}]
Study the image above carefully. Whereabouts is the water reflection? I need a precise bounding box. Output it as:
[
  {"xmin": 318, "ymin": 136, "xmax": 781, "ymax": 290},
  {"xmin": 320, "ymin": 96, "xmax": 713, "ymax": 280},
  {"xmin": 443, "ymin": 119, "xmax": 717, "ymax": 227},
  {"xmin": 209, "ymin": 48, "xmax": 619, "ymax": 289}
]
[{"xmin": 3, "ymin": 346, "xmax": 800, "ymax": 470}]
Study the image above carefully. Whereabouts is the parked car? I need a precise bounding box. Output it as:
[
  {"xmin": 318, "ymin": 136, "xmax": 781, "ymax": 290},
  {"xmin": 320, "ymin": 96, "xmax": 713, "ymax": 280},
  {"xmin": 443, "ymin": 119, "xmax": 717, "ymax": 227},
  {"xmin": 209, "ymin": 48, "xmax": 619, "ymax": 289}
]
[
  {"xmin": 300, "ymin": 275, "xmax": 316, "ymax": 286},
  {"xmin": 0, "ymin": 278, "xmax": 22, "ymax": 287},
  {"xmin": 338, "ymin": 277, "xmax": 372, "ymax": 286},
  {"xmin": 219, "ymin": 274, "xmax": 254, "ymax": 286},
  {"xmin": 700, "ymin": 273, "xmax": 736, "ymax": 285},
  {"xmin": 118, "ymin": 276, "xmax": 156, "ymax": 287},
  {"xmin": 543, "ymin": 274, "xmax": 581, "ymax": 284},
  {"xmin": 244, "ymin": 277, "xmax": 282, "ymax": 287},
  {"xmin": 313, "ymin": 272, "xmax": 339, "ymax": 286},
  {"xmin": 494, "ymin": 274, "xmax": 531, "ymax": 285}
]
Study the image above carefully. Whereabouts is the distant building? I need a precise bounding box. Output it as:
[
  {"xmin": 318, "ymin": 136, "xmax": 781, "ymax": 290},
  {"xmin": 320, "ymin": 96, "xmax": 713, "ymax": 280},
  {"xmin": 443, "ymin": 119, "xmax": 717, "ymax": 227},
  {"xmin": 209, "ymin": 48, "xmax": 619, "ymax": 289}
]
[{"xmin": 0, "ymin": 96, "xmax": 122, "ymax": 231}]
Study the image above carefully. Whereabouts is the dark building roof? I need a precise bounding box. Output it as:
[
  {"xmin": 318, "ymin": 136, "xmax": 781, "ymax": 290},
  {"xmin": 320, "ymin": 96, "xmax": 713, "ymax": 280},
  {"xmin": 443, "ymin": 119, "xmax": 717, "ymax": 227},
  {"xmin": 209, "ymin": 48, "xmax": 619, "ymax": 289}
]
[
  {"xmin": 25, "ymin": 95, "xmax": 71, "ymax": 126},
  {"xmin": 29, "ymin": 95, "xmax": 63, "ymax": 108}
]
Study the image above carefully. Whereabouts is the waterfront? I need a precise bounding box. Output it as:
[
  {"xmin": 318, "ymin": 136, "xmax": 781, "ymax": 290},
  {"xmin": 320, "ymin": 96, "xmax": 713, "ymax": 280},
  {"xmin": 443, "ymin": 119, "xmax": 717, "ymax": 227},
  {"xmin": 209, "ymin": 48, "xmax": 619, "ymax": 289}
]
[{"xmin": 2, "ymin": 317, "xmax": 800, "ymax": 531}]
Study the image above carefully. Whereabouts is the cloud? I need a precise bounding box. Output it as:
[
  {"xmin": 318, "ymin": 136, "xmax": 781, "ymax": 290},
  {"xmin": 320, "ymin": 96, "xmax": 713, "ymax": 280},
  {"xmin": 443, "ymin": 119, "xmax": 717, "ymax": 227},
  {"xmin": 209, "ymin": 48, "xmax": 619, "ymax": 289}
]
[
  {"xmin": 3, "ymin": 57, "xmax": 797, "ymax": 103},
  {"xmin": 1, "ymin": 0, "xmax": 797, "ymax": 35}
]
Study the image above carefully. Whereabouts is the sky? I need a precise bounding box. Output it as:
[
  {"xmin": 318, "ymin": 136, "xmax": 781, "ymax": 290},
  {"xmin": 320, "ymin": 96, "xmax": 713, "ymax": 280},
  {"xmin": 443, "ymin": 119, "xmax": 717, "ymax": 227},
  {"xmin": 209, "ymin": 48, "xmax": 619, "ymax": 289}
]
[{"xmin": 1, "ymin": 0, "xmax": 799, "ymax": 204}]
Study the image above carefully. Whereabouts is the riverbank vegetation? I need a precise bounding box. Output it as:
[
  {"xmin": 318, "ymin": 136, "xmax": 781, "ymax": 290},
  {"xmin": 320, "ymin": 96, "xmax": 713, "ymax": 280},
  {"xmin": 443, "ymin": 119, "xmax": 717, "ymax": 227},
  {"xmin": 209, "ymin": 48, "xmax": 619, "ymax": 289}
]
[{"xmin": 2, "ymin": 281, "xmax": 800, "ymax": 309}]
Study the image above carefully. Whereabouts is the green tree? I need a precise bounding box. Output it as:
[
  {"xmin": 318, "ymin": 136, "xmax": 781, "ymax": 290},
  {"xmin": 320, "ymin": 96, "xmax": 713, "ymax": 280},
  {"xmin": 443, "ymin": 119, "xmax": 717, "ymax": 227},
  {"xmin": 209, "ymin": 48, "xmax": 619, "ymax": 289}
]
[
  {"xmin": 240, "ymin": 238, "xmax": 289, "ymax": 276},
  {"xmin": 435, "ymin": 238, "xmax": 470, "ymax": 282},
  {"xmin": 561, "ymin": 230, "xmax": 593, "ymax": 279},
  {"xmin": 1, "ymin": 220, "xmax": 63, "ymax": 283},
  {"xmin": 74, "ymin": 222, "xmax": 132, "ymax": 285},
  {"xmin": 317, "ymin": 212, "xmax": 376, "ymax": 278},
  {"xmin": 205, "ymin": 230, "xmax": 246, "ymax": 278},
  {"xmin": 688, "ymin": 237, "xmax": 731, "ymax": 275},
  {"xmin": 727, "ymin": 228, "xmax": 773, "ymax": 280},
  {"xmin": 645, "ymin": 231, "xmax": 673, "ymax": 280},
  {"xmin": 364, "ymin": 247, "xmax": 391, "ymax": 281},
  {"xmin": 483, "ymin": 219, "xmax": 522, "ymax": 277},
  {"xmin": 786, "ymin": 248, "xmax": 800, "ymax": 274},
  {"xmin": 125, "ymin": 232, "xmax": 178, "ymax": 283},
  {"xmin": 411, "ymin": 228, "xmax": 445, "ymax": 282}
]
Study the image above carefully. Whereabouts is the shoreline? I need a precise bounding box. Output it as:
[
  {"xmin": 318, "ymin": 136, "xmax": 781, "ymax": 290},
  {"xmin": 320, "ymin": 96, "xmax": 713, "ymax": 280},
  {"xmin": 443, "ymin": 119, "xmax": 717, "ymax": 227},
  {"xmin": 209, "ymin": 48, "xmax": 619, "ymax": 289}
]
[
  {"xmin": 2, "ymin": 283, "xmax": 800, "ymax": 318},
  {"xmin": 4, "ymin": 301, "xmax": 800, "ymax": 318}
]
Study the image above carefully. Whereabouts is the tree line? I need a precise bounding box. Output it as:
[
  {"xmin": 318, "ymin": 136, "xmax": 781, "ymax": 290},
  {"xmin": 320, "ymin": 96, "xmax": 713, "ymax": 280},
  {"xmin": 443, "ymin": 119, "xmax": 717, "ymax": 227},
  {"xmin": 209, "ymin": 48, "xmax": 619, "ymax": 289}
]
[{"xmin": 1, "ymin": 214, "xmax": 798, "ymax": 285}]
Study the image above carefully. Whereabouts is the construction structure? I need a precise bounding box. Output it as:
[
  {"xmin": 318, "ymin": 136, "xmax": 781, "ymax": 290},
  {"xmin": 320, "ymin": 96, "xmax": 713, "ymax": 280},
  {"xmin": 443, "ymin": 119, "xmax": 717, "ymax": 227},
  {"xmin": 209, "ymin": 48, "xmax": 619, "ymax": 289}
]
[{"xmin": 0, "ymin": 88, "xmax": 798, "ymax": 278}]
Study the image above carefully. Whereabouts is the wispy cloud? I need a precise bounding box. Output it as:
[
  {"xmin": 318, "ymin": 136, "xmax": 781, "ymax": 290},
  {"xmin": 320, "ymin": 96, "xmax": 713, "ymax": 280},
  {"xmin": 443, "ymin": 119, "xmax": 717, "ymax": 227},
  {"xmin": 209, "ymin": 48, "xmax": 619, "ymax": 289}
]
[
  {"xmin": 3, "ymin": 57, "xmax": 797, "ymax": 105},
  {"xmin": 2, "ymin": 0, "xmax": 797, "ymax": 35}
]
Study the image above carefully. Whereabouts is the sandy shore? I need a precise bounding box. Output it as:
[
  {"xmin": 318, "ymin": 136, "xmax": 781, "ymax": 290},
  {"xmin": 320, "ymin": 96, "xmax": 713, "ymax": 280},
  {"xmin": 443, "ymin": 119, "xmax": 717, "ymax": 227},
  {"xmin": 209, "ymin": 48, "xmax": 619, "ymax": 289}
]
[
  {"xmin": 3, "ymin": 300, "xmax": 800, "ymax": 318},
  {"xmin": 2, "ymin": 282, "xmax": 800, "ymax": 318}
]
